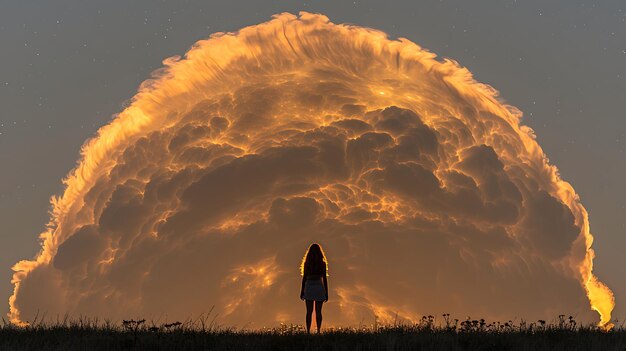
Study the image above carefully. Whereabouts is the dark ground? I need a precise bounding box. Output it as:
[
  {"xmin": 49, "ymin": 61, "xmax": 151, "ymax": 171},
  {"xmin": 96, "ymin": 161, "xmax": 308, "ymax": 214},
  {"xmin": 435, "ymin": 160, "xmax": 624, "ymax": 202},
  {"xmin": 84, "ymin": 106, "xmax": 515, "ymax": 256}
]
[{"xmin": 2, "ymin": 316, "xmax": 626, "ymax": 350}]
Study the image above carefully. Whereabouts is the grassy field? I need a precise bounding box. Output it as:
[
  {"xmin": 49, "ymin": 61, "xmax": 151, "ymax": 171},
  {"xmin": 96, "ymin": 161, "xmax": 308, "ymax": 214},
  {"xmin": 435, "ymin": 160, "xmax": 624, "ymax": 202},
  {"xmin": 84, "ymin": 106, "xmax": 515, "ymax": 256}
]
[{"xmin": 1, "ymin": 314, "xmax": 626, "ymax": 350}]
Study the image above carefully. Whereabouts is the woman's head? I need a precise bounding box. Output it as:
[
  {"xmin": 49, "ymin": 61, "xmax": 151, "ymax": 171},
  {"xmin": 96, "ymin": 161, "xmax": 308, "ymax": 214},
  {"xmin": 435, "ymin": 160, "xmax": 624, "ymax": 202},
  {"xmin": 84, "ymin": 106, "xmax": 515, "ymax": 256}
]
[{"xmin": 300, "ymin": 243, "xmax": 328, "ymax": 276}]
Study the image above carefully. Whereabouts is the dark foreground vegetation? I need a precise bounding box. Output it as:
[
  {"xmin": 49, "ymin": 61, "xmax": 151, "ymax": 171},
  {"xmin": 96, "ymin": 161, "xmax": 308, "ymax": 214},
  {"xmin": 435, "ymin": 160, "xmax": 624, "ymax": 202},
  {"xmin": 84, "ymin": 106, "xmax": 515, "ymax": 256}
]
[{"xmin": 2, "ymin": 314, "xmax": 626, "ymax": 350}]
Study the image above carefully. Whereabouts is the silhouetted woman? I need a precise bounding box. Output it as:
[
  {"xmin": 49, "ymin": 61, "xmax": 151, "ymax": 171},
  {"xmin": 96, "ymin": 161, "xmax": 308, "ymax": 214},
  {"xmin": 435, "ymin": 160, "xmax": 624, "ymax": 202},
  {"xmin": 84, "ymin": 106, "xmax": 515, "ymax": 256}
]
[{"xmin": 300, "ymin": 243, "xmax": 329, "ymax": 333}]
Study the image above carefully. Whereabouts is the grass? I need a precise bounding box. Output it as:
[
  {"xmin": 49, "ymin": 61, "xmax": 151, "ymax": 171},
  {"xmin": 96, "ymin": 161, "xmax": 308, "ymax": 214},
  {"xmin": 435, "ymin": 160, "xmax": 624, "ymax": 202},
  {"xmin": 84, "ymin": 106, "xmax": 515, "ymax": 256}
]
[{"xmin": 1, "ymin": 314, "xmax": 626, "ymax": 350}]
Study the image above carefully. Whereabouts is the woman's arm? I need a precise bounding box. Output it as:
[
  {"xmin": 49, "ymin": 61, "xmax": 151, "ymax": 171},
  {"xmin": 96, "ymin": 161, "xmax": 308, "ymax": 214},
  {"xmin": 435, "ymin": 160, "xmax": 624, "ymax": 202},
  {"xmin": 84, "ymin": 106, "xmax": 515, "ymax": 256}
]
[
  {"xmin": 323, "ymin": 275, "xmax": 328, "ymax": 302},
  {"xmin": 300, "ymin": 275, "xmax": 306, "ymax": 300}
]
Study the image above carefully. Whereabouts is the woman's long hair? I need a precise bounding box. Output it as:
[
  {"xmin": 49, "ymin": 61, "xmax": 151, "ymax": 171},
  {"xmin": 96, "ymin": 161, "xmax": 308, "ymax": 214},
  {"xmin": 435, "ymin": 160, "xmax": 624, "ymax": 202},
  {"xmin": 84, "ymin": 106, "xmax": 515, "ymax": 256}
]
[{"xmin": 300, "ymin": 243, "xmax": 328, "ymax": 277}]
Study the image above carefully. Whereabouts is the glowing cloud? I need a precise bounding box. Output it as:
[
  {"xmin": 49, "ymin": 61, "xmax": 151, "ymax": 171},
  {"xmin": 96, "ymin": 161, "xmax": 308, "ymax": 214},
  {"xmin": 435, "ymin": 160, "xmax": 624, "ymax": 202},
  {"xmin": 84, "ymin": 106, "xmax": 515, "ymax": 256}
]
[{"xmin": 9, "ymin": 12, "xmax": 614, "ymax": 327}]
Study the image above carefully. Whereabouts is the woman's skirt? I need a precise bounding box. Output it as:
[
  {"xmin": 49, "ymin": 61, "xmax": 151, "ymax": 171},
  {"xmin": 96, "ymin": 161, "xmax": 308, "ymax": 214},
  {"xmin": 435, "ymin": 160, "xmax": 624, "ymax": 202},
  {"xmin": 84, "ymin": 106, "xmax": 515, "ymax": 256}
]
[{"xmin": 303, "ymin": 279, "xmax": 326, "ymax": 301}]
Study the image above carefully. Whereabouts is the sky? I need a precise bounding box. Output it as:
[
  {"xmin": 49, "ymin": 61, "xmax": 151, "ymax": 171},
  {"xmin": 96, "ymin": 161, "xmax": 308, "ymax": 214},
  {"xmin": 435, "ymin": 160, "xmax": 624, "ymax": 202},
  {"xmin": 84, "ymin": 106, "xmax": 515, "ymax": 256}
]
[{"xmin": 0, "ymin": 0, "xmax": 624, "ymax": 324}]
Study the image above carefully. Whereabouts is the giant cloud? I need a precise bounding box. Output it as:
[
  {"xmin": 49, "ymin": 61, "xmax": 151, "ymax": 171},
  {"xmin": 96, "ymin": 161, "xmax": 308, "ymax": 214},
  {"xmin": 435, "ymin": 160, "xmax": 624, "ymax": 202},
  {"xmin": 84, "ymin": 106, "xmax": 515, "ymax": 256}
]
[{"xmin": 9, "ymin": 12, "xmax": 614, "ymax": 327}]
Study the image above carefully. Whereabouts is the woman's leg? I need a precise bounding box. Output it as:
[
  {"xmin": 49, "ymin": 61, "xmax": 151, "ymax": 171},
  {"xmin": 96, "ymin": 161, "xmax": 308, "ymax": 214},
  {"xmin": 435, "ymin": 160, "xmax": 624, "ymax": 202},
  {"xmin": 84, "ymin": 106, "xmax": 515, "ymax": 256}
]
[
  {"xmin": 305, "ymin": 300, "xmax": 314, "ymax": 333},
  {"xmin": 314, "ymin": 301, "xmax": 324, "ymax": 333}
]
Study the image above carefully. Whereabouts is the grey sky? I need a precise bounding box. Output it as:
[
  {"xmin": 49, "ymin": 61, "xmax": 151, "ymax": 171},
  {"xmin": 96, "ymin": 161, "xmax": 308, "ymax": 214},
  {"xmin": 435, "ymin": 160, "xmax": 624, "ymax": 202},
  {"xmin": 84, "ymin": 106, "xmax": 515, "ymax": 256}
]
[{"xmin": 1, "ymin": 0, "xmax": 624, "ymax": 321}]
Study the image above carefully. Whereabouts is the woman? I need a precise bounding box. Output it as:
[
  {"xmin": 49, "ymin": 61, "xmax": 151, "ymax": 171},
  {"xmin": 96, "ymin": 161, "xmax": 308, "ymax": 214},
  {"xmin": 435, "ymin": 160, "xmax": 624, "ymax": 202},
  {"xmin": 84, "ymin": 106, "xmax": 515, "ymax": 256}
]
[{"xmin": 299, "ymin": 243, "xmax": 329, "ymax": 334}]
